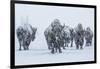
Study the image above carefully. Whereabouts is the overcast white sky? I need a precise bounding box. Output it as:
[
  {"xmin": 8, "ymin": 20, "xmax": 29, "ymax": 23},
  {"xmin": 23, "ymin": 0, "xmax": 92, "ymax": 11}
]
[{"xmin": 15, "ymin": 3, "xmax": 94, "ymax": 29}]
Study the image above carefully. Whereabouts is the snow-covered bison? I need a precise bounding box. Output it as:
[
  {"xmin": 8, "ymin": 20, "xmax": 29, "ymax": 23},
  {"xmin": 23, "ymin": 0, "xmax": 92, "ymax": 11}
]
[
  {"xmin": 44, "ymin": 19, "xmax": 93, "ymax": 53},
  {"xmin": 85, "ymin": 27, "xmax": 93, "ymax": 46},
  {"xmin": 44, "ymin": 26, "xmax": 53, "ymax": 50},
  {"xmin": 16, "ymin": 24, "xmax": 37, "ymax": 50},
  {"xmin": 74, "ymin": 24, "xmax": 85, "ymax": 49},
  {"xmin": 44, "ymin": 19, "xmax": 75, "ymax": 54},
  {"xmin": 44, "ymin": 19, "xmax": 64, "ymax": 54},
  {"xmin": 61, "ymin": 25, "xmax": 75, "ymax": 48}
]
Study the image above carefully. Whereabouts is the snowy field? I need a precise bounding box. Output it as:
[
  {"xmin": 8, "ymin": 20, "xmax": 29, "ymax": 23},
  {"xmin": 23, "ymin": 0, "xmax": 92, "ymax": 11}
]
[
  {"xmin": 15, "ymin": 4, "xmax": 95, "ymax": 65},
  {"xmin": 15, "ymin": 37, "xmax": 94, "ymax": 65}
]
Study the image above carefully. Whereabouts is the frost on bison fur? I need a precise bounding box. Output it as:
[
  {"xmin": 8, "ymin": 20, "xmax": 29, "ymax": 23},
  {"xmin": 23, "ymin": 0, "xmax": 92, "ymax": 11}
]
[
  {"xmin": 85, "ymin": 27, "xmax": 93, "ymax": 46},
  {"xmin": 61, "ymin": 26, "xmax": 71, "ymax": 47},
  {"xmin": 44, "ymin": 19, "xmax": 77, "ymax": 54},
  {"xmin": 44, "ymin": 19, "xmax": 64, "ymax": 54},
  {"xmin": 16, "ymin": 24, "xmax": 37, "ymax": 50},
  {"xmin": 44, "ymin": 25, "xmax": 53, "ymax": 50},
  {"xmin": 74, "ymin": 23, "xmax": 85, "ymax": 49}
]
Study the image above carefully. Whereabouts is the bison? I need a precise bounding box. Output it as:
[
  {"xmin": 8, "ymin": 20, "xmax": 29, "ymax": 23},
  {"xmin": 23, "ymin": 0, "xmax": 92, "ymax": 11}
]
[
  {"xmin": 61, "ymin": 25, "xmax": 71, "ymax": 48},
  {"xmin": 74, "ymin": 23, "xmax": 85, "ymax": 49},
  {"xmin": 44, "ymin": 19, "xmax": 93, "ymax": 53},
  {"xmin": 16, "ymin": 24, "xmax": 37, "ymax": 50},
  {"xmin": 85, "ymin": 27, "xmax": 93, "ymax": 46},
  {"xmin": 44, "ymin": 19, "xmax": 63, "ymax": 54}
]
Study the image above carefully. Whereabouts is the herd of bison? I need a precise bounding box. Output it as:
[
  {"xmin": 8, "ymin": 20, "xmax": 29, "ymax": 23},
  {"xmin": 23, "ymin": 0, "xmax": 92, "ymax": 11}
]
[{"xmin": 16, "ymin": 19, "xmax": 93, "ymax": 54}]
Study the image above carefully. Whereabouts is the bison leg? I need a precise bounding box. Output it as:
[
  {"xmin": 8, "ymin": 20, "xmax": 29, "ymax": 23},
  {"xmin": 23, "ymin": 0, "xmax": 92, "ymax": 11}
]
[
  {"xmin": 80, "ymin": 39, "xmax": 84, "ymax": 49},
  {"xmin": 27, "ymin": 46, "xmax": 29, "ymax": 50},
  {"xmin": 67, "ymin": 43, "xmax": 69, "ymax": 47},
  {"xmin": 90, "ymin": 40, "xmax": 92, "ymax": 46},
  {"xmin": 51, "ymin": 43, "xmax": 55, "ymax": 54},
  {"xmin": 55, "ymin": 46, "xmax": 57, "ymax": 53},
  {"xmin": 62, "ymin": 42, "xmax": 66, "ymax": 49},
  {"xmin": 25, "ymin": 46, "xmax": 29, "ymax": 50},
  {"xmin": 70, "ymin": 40, "xmax": 73, "ymax": 47},
  {"xmin": 48, "ymin": 46, "xmax": 51, "ymax": 50},
  {"xmin": 80, "ymin": 44, "xmax": 83, "ymax": 49},
  {"xmin": 51, "ymin": 48, "xmax": 55, "ymax": 54},
  {"xmin": 23, "ymin": 46, "xmax": 26, "ymax": 50},
  {"xmin": 19, "ymin": 43, "xmax": 21, "ymax": 50},
  {"xmin": 56, "ymin": 41, "xmax": 62, "ymax": 53},
  {"xmin": 58, "ymin": 47, "xmax": 62, "ymax": 53},
  {"xmin": 80, "ymin": 41, "xmax": 83, "ymax": 49},
  {"xmin": 48, "ymin": 43, "xmax": 52, "ymax": 50},
  {"xmin": 23, "ymin": 45, "xmax": 27, "ymax": 50},
  {"xmin": 63, "ymin": 46, "xmax": 66, "ymax": 49},
  {"xmin": 88, "ymin": 39, "xmax": 92, "ymax": 46},
  {"xmin": 65, "ymin": 42, "xmax": 68, "ymax": 47},
  {"xmin": 57, "ymin": 44, "xmax": 62, "ymax": 53},
  {"xmin": 80, "ymin": 45, "xmax": 83, "ymax": 49},
  {"xmin": 76, "ymin": 44, "xmax": 79, "ymax": 49},
  {"xmin": 86, "ymin": 40, "xmax": 89, "ymax": 46},
  {"xmin": 19, "ymin": 41, "xmax": 22, "ymax": 51},
  {"xmin": 80, "ymin": 42, "xmax": 83, "ymax": 49}
]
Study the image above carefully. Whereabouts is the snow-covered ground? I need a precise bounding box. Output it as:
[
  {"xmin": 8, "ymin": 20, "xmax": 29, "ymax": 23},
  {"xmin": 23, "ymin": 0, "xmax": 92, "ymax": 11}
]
[
  {"xmin": 15, "ymin": 37, "xmax": 94, "ymax": 65},
  {"xmin": 15, "ymin": 4, "xmax": 95, "ymax": 65}
]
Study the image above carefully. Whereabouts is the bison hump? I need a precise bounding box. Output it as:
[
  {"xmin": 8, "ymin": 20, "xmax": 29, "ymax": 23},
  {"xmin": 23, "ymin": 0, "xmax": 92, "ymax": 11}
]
[{"xmin": 23, "ymin": 24, "xmax": 33, "ymax": 35}]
